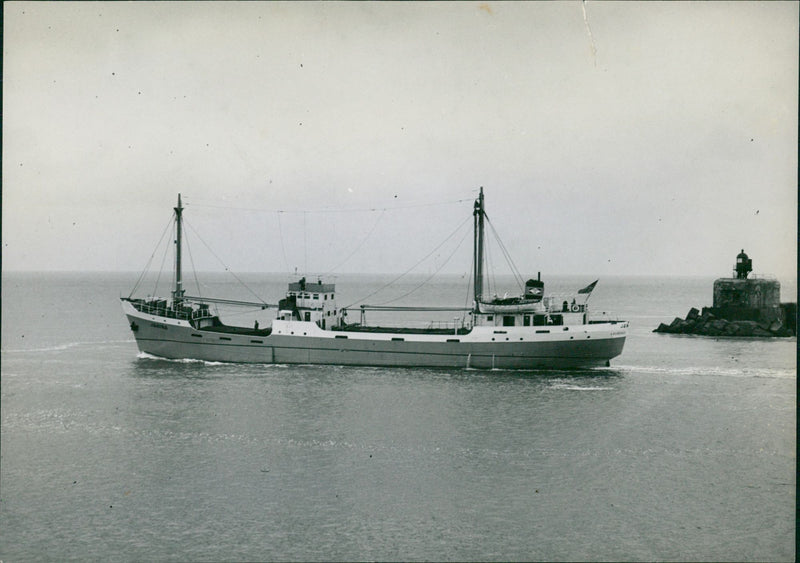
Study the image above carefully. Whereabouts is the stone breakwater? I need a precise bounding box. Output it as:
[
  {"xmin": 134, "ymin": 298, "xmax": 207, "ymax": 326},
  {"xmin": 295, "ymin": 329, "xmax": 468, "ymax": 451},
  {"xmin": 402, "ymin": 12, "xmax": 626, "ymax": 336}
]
[{"xmin": 654, "ymin": 307, "xmax": 795, "ymax": 337}]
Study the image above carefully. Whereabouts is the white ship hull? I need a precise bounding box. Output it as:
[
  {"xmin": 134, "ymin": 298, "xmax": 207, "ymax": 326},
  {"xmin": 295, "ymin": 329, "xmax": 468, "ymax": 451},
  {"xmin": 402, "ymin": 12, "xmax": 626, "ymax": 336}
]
[{"xmin": 123, "ymin": 300, "xmax": 627, "ymax": 369}]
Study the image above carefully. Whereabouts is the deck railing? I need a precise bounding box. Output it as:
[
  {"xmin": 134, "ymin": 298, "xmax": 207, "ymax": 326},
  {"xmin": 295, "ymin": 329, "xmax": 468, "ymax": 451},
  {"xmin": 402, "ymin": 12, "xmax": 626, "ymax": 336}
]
[
  {"xmin": 128, "ymin": 299, "xmax": 213, "ymax": 321},
  {"xmin": 542, "ymin": 295, "xmax": 587, "ymax": 313}
]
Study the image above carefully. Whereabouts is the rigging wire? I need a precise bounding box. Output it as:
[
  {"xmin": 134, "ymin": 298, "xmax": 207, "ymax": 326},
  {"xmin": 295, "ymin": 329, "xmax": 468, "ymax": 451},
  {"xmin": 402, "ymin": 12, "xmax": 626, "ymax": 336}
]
[
  {"xmin": 183, "ymin": 219, "xmax": 268, "ymax": 306},
  {"xmin": 276, "ymin": 212, "xmax": 291, "ymax": 273},
  {"xmin": 128, "ymin": 214, "xmax": 174, "ymax": 298},
  {"xmin": 186, "ymin": 196, "xmax": 473, "ymax": 215},
  {"xmin": 131, "ymin": 195, "xmax": 481, "ymax": 305},
  {"xmin": 183, "ymin": 225, "xmax": 203, "ymax": 299},
  {"xmin": 153, "ymin": 218, "xmax": 173, "ymax": 298},
  {"xmin": 484, "ymin": 221, "xmax": 496, "ymax": 298},
  {"xmin": 464, "ymin": 246, "xmax": 475, "ymax": 312},
  {"xmin": 320, "ymin": 209, "xmax": 386, "ymax": 277},
  {"xmin": 344, "ymin": 214, "xmax": 473, "ymax": 309},
  {"xmin": 485, "ymin": 214, "xmax": 526, "ymax": 290},
  {"xmin": 303, "ymin": 211, "xmax": 307, "ymax": 274},
  {"xmin": 185, "ymin": 195, "xmax": 473, "ymax": 277},
  {"xmin": 372, "ymin": 219, "xmax": 472, "ymax": 306}
]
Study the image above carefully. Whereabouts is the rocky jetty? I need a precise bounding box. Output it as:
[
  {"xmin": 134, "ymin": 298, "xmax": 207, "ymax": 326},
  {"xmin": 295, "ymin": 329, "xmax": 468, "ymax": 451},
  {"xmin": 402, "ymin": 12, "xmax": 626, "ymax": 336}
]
[
  {"xmin": 654, "ymin": 307, "xmax": 795, "ymax": 337},
  {"xmin": 656, "ymin": 250, "xmax": 796, "ymax": 338}
]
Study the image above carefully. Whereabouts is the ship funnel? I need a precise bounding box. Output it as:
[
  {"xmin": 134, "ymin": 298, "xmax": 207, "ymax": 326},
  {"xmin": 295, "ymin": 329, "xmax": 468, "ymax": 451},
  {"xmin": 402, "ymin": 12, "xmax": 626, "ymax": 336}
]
[{"xmin": 525, "ymin": 278, "xmax": 544, "ymax": 302}]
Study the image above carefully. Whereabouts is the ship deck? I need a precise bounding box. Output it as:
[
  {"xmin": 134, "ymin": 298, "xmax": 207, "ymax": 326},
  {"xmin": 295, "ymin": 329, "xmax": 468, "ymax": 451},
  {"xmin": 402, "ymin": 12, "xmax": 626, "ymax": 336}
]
[
  {"xmin": 199, "ymin": 324, "xmax": 273, "ymax": 337},
  {"xmin": 200, "ymin": 322, "xmax": 470, "ymax": 336},
  {"xmin": 332, "ymin": 324, "xmax": 473, "ymax": 335}
]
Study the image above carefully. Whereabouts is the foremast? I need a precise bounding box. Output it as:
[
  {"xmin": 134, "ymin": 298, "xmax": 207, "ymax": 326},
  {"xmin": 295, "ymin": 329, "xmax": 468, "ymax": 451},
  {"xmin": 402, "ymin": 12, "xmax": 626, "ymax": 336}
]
[{"xmin": 173, "ymin": 194, "xmax": 185, "ymax": 306}]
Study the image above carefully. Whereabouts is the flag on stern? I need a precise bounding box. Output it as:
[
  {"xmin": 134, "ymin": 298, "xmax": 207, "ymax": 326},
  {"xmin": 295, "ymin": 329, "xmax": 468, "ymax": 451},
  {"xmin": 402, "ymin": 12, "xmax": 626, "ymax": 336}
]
[{"xmin": 577, "ymin": 280, "xmax": 598, "ymax": 294}]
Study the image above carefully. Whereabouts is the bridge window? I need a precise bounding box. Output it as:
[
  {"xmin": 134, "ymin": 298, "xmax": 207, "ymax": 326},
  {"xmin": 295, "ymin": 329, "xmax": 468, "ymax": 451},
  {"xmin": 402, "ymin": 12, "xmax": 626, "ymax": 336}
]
[{"xmin": 503, "ymin": 315, "xmax": 515, "ymax": 327}]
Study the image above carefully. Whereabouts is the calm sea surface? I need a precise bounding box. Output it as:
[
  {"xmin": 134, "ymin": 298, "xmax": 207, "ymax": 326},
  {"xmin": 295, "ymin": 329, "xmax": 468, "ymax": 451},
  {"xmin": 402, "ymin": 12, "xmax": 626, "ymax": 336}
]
[{"xmin": 1, "ymin": 272, "xmax": 795, "ymax": 561}]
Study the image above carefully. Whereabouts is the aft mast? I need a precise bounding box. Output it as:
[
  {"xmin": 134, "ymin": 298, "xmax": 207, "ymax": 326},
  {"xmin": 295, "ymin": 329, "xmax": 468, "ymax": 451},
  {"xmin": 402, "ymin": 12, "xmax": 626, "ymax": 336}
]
[
  {"xmin": 173, "ymin": 194, "xmax": 185, "ymax": 306},
  {"xmin": 473, "ymin": 187, "xmax": 485, "ymax": 309}
]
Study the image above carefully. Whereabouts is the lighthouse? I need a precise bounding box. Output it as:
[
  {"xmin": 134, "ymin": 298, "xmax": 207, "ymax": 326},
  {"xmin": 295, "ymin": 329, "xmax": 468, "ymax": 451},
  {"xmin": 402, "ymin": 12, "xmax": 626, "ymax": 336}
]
[
  {"xmin": 735, "ymin": 249, "xmax": 752, "ymax": 279},
  {"xmin": 655, "ymin": 249, "xmax": 795, "ymax": 337},
  {"xmin": 712, "ymin": 249, "xmax": 780, "ymax": 317}
]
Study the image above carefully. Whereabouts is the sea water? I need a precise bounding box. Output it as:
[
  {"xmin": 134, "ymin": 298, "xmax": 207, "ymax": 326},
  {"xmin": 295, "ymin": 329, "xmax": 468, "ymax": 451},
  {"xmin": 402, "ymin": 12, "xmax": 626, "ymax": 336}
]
[{"xmin": 1, "ymin": 272, "xmax": 795, "ymax": 561}]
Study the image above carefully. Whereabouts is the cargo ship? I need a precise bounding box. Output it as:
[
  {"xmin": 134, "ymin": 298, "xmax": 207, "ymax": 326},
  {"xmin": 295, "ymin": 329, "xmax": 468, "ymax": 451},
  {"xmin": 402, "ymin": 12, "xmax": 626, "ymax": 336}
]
[{"xmin": 122, "ymin": 189, "xmax": 627, "ymax": 368}]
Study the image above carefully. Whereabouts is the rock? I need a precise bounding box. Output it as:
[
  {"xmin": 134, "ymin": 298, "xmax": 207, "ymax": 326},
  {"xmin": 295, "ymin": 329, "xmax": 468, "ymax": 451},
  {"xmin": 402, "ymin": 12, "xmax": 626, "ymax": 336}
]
[
  {"xmin": 701, "ymin": 309, "xmax": 716, "ymax": 321},
  {"xmin": 655, "ymin": 307, "xmax": 794, "ymax": 337},
  {"xmin": 768, "ymin": 322, "xmax": 792, "ymax": 337},
  {"xmin": 711, "ymin": 319, "xmax": 729, "ymax": 331},
  {"xmin": 689, "ymin": 321, "xmax": 707, "ymax": 335}
]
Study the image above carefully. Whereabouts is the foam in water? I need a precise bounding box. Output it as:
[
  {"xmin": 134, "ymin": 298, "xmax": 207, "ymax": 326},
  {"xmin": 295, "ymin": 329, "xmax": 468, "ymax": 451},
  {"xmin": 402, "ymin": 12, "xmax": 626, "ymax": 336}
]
[
  {"xmin": 548, "ymin": 382, "xmax": 613, "ymax": 391},
  {"xmin": 3, "ymin": 339, "xmax": 135, "ymax": 354},
  {"xmin": 136, "ymin": 351, "xmax": 228, "ymax": 366},
  {"xmin": 614, "ymin": 364, "xmax": 796, "ymax": 379}
]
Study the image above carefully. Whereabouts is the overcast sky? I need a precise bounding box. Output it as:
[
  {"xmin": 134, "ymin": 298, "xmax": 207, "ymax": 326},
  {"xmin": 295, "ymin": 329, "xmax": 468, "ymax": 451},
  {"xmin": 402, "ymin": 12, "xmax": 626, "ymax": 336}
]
[{"xmin": 3, "ymin": 1, "xmax": 797, "ymax": 280}]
